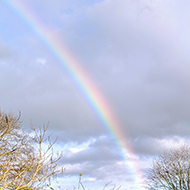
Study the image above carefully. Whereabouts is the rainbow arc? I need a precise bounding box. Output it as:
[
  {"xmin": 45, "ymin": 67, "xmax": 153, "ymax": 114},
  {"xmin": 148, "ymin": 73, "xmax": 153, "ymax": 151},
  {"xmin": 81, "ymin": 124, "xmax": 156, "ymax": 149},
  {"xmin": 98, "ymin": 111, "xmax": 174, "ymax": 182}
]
[{"xmin": 6, "ymin": 1, "xmax": 144, "ymax": 188}]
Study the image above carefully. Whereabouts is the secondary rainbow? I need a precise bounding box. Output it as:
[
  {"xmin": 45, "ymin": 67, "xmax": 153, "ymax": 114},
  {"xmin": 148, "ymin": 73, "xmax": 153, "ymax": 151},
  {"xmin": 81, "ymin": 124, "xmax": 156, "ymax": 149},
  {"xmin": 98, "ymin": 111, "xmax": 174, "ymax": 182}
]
[{"xmin": 6, "ymin": 1, "xmax": 143, "ymax": 188}]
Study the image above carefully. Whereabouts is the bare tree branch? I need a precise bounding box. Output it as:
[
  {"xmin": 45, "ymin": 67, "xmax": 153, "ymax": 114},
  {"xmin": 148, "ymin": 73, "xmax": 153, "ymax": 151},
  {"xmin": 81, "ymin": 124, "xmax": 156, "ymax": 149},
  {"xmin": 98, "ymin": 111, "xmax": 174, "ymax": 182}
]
[
  {"xmin": 146, "ymin": 144, "xmax": 190, "ymax": 190},
  {"xmin": 0, "ymin": 109, "xmax": 63, "ymax": 190}
]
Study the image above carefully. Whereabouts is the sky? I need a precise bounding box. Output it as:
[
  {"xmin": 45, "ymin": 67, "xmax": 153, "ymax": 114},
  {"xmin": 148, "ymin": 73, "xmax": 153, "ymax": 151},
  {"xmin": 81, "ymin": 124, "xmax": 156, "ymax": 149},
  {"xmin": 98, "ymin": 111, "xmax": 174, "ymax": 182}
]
[{"xmin": 1, "ymin": 0, "xmax": 190, "ymax": 189}]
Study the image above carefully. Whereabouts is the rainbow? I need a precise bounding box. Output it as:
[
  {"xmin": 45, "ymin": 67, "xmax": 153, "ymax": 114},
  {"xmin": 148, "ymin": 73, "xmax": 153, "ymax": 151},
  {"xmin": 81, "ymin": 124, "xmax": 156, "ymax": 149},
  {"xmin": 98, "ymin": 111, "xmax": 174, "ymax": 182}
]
[{"xmin": 6, "ymin": 1, "xmax": 143, "ymax": 189}]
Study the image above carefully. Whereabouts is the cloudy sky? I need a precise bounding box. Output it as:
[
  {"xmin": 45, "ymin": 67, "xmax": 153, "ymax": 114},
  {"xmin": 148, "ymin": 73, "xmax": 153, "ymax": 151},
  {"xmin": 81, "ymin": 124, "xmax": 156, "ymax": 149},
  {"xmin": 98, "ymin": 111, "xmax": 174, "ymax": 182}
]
[{"xmin": 1, "ymin": 0, "xmax": 190, "ymax": 189}]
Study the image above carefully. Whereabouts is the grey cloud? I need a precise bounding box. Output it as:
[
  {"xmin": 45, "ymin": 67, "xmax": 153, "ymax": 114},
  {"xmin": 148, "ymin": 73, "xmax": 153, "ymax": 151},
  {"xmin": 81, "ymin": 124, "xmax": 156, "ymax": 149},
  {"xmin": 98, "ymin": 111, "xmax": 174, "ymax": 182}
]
[
  {"xmin": 57, "ymin": 136, "xmax": 130, "ymax": 184},
  {"xmin": 0, "ymin": 46, "xmax": 13, "ymax": 60},
  {"xmin": 72, "ymin": 0, "xmax": 190, "ymax": 140},
  {"xmin": 0, "ymin": 41, "xmax": 17, "ymax": 61},
  {"xmin": 61, "ymin": 136, "xmax": 120, "ymax": 164}
]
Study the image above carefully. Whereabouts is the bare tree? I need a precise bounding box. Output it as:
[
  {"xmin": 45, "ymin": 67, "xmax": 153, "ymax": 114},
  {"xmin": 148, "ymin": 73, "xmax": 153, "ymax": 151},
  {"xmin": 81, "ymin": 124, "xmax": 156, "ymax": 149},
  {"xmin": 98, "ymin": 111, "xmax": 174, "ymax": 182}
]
[
  {"xmin": 72, "ymin": 174, "xmax": 121, "ymax": 190},
  {"xmin": 0, "ymin": 110, "xmax": 63, "ymax": 190},
  {"xmin": 146, "ymin": 143, "xmax": 190, "ymax": 190}
]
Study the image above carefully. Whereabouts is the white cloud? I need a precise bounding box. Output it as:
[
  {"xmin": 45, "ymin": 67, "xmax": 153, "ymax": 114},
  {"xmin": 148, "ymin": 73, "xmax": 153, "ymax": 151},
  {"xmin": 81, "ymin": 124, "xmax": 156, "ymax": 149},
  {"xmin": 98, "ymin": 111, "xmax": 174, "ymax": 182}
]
[{"xmin": 36, "ymin": 58, "xmax": 46, "ymax": 65}]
